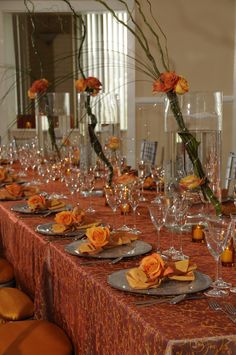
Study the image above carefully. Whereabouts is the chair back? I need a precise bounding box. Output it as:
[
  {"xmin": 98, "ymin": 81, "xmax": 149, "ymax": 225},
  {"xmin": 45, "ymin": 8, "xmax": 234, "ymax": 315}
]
[
  {"xmin": 225, "ymin": 152, "xmax": 236, "ymax": 191},
  {"xmin": 140, "ymin": 140, "xmax": 158, "ymax": 166}
]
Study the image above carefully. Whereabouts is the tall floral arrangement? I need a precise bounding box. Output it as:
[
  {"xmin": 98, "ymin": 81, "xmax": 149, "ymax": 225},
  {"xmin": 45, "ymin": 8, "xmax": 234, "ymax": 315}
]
[
  {"xmin": 64, "ymin": 0, "xmax": 114, "ymax": 185},
  {"xmin": 28, "ymin": 79, "xmax": 61, "ymax": 159},
  {"xmin": 90, "ymin": 0, "xmax": 221, "ymax": 215}
]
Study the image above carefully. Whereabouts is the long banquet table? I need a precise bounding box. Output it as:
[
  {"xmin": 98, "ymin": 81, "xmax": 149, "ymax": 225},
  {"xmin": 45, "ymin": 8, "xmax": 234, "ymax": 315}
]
[{"xmin": 0, "ymin": 174, "xmax": 236, "ymax": 354}]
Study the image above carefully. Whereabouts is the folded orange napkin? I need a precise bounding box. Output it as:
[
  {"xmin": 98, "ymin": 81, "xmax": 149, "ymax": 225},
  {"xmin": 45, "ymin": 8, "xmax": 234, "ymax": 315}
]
[
  {"xmin": 78, "ymin": 229, "xmax": 138, "ymax": 255},
  {"xmin": 126, "ymin": 254, "xmax": 197, "ymax": 290}
]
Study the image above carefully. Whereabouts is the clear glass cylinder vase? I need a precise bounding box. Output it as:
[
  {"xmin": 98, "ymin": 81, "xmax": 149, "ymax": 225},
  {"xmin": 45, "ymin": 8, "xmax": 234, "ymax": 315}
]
[
  {"xmin": 35, "ymin": 92, "xmax": 70, "ymax": 159},
  {"xmin": 164, "ymin": 91, "xmax": 222, "ymax": 203}
]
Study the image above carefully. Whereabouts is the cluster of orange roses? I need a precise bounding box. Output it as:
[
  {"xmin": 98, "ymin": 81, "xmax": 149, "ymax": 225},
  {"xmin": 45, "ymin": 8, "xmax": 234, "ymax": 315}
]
[
  {"xmin": 126, "ymin": 253, "xmax": 196, "ymax": 289},
  {"xmin": 52, "ymin": 208, "xmax": 85, "ymax": 233},
  {"xmin": 0, "ymin": 168, "xmax": 18, "ymax": 184},
  {"xmin": 28, "ymin": 78, "xmax": 49, "ymax": 99},
  {"xmin": 75, "ymin": 77, "xmax": 102, "ymax": 96},
  {"xmin": 153, "ymin": 71, "xmax": 189, "ymax": 95}
]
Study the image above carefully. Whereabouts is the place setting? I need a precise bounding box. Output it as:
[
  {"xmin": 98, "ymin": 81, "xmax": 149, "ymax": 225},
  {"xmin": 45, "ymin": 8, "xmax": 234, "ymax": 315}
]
[{"xmin": 11, "ymin": 193, "xmax": 71, "ymax": 217}]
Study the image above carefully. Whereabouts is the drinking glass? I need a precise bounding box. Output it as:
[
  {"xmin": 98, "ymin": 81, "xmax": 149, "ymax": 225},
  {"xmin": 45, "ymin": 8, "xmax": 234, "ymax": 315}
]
[
  {"xmin": 85, "ymin": 168, "xmax": 96, "ymax": 213},
  {"xmin": 138, "ymin": 160, "xmax": 147, "ymax": 202},
  {"xmin": 204, "ymin": 217, "xmax": 232, "ymax": 297},
  {"xmin": 172, "ymin": 196, "xmax": 189, "ymax": 260},
  {"xmin": 129, "ymin": 183, "xmax": 141, "ymax": 234},
  {"xmin": 229, "ymin": 214, "xmax": 236, "ymax": 293},
  {"xmin": 116, "ymin": 184, "xmax": 132, "ymax": 232},
  {"xmin": 104, "ymin": 186, "xmax": 119, "ymax": 231},
  {"xmin": 148, "ymin": 197, "xmax": 168, "ymax": 257},
  {"xmin": 150, "ymin": 165, "xmax": 164, "ymax": 203}
]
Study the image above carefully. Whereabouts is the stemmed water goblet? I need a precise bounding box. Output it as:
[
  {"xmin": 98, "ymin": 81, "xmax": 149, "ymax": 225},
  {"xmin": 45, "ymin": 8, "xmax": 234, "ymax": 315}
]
[
  {"xmin": 172, "ymin": 196, "xmax": 189, "ymax": 260},
  {"xmin": 116, "ymin": 184, "xmax": 132, "ymax": 232},
  {"xmin": 138, "ymin": 160, "xmax": 147, "ymax": 202},
  {"xmin": 148, "ymin": 197, "xmax": 168, "ymax": 258},
  {"xmin": 104, "ymin": 185, "xmax": 119, "ymax": 231},
  {"xmin": 129, "ymin": 182, "xmax": 142, "ymax": 234},
  {"xmin": 83, "ymin": 168, "xmax": 96, "ymax": 213},
  {"xmin": 150, "ymin": 165, "xmax": 165, "ymax": 203},
  {"xmin": 204, "ymin": 217, "xmax": 232, "ymax": 297}
]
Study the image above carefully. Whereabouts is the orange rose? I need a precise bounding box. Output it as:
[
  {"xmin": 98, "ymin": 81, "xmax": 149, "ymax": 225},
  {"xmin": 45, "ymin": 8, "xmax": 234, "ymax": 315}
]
[
  {"xmin": 86, "ymin": 226, "xmax": 110, "ymax": 248},
  {"xmin": 72, "ymin": 207, "xmax": 85, "ymax": 224},
  {"xmin": 75, "ymin": 77, "xmax": 102, "ymax": 96},
  {"xmin": 107, "ymin": 136, "xmax": 120, "ymax": 151},
  {"xmin": 54, "ymin": 210, "xmax": 75, "ymax": 226},
  {"xmin": 153, "ymin": 72, "xmax": 179, "ymax": 94},
  {"xmin": 5, "ymin": 183, "xmax": 23, "ymax": 197},
  {"xmin": 140, "ymin": 253, "xmax": 172, "ymax": 282},
  {"xmin": 174, "ymin": 76, "xmax": 189, "ymax": 94},
  {"xmin": 75, "ymin": 78, "xmax": 87, "ymax": 93},
  {"xmin": 28, "ymin": 194, "xmax": 46, "ymax": 210},
  {"xmin": 179, "ymin": 175, "xmax": 203, "ymax": 190},
  {"xmin": 28, "ymin": 79, "xmax": 49, "ymax": 99},
  {"xmin": 0, "ymin": 169, "xmax": 7, "ymax": 182},
  {"xmin": 85, "ymin": 77, "xmax": 102, "ymax": 96}
]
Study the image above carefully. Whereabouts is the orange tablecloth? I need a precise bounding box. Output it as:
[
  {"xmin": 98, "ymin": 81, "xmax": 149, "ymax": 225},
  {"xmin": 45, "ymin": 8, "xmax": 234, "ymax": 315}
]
[{"xmin": 0, "ymin": 178, "xmax": 236, "ymax": 354}]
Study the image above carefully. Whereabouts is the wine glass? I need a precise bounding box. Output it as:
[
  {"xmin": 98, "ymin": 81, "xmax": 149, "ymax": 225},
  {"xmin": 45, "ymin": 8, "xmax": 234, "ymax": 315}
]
[
  {"xmin": 129, "ymin": 182, "xmax": 142, "ymax": 234},
  {"xmin": 229, "ymin": 214, "xmax": 236, "ymax": 293},
  {"xmin": 138, "ymin": 160, "xmax": 147, "ymax": 202},
  {"xmin": 116, "ymin": 184, "xmax": 132, "ymax": 232},
  {"xmin": 150, "ymin": 165, "xmax": 164, "ymax": 203},
  {"xmin": 172, "ymin": 196, "xmax": 189, "ymax": 260},
  {"xmin": 148, "ymin": 197, "xmax": 168, "ymax": 257},
  {"xmin": 162, "ymin": 202, "xmax": 179, "ymax": 259},
  {"xmin": 84, "ymin": 168, "xmax": 96, "ymax": 213},
  {"xmin": 204, "ymin": 217, "xmax": 232, "ymax": 297},
  {"xmin": 104, "ymin": 185, "xmax": 119, "ymax": 231}
]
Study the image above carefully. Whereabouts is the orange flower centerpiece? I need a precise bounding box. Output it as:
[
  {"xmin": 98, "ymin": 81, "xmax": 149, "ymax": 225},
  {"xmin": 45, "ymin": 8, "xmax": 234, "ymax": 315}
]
[
  {"xmin": 92, "ymin": 0, "xmax": 221, "ymax": 215},
  {"xmin": 75, "ymin": 75, "xmax": 114, "ymax": 184},
  {"xmin": 28, "ymin": 78, "xmax": 60, "ymax": 159},
  {"xmin": 126, "ymin": 253, "xmax": 197, "ymax": 290},
  {"xmin": 107, "ymin": 136, "xmax": 120, "ymax": 151}
]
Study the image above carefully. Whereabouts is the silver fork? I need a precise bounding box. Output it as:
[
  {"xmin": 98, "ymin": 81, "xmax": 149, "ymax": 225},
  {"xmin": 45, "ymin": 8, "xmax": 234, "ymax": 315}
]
[
  {"xmin": 223, "ymin": 303, "xmax": 236, "ymax": 315},
  {"xmin": 208, "ymin": 300, "xmax": 236, "ymax": 323}
]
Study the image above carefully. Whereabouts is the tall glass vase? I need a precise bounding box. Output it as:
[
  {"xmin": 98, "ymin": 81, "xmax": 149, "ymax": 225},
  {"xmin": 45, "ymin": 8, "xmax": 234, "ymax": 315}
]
[
  {"xmin": 77, "ymin": 93, "xmax": 96, "ymax": 171},
  {"xmin": 164, "ymin": 91, "xmax": 222, "ymax": 212},
  {"xmin": 35, "ymin": 92, "xmax": 70, "ymax": 159}
]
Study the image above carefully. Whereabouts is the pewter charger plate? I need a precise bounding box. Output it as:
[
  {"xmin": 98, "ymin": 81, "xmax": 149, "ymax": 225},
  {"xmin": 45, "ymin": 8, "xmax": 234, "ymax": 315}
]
[
  {"xmin": 11, "ymin": 203, "xmax": 71, "ymax": 214},
  {"xmin": 36, "ymin": 222, "xmax": 84, "ymax": 237},
  {"xmin": 108, "ymin": 269, "xmax": 212, "ymax": 296},
  {"xmin": 65, "ymin": 240, "xmax": 152, "ymax": 259}
]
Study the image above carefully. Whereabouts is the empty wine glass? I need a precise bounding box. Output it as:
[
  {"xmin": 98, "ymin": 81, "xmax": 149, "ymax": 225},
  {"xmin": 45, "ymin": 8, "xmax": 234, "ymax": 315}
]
[
  {"xmin": 150, "ymin": 165, "xmax": 164, "ymax": 203},
  {"xmin": 129, "ymin": 182, "xmax": 142, "ymax": 234},
  {"xmin": 116, "ymin": 184, "xmax": 132, "ymax": 232},
  {"xmin": 172, "ymin": 196, "xmax": 189, "ymax": 260},
  {"xmin": 84, "ymin": 168, "xmax": 96, "ymax": 213},
  {"xmin": 104, "ymin": 185, "xmax": 119, "ymax": 231},
  {"xmin": 138, "ymin": 160, "xmax": 147, "ymax": 202},
  {"xmin": 162, "ymin": 202, "xmax": 179, "ymax": 259},
  {"xmin": 148, "ymin": 197, "xmax": 168, "ymax": 257},
  {"xmin": 204, "ymin": 217, "xmax": 232, "ymax": 297}
]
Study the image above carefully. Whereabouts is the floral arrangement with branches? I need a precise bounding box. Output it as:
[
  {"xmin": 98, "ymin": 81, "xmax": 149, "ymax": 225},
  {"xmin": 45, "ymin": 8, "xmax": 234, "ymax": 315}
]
[
  {"xmin": 28, "ymin": 78, "xmax": 61, "ymax": 159},
  {"xmin": 88, "ymin": 0, "xmax": 221, "ymax": 215}
]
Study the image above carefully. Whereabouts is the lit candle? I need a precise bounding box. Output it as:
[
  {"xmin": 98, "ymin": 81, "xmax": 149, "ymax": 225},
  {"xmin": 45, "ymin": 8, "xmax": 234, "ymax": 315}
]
[
  {"xmin": 192, "ymin": 224, "xmax": 205, "ymax": 243},
  {"xmin": 221, "ymin": 238, "xmax": 234, "ymax": 267},
  {"xmin": 25, "ymin": 121, "xmax": 32, "ymax": 129}
]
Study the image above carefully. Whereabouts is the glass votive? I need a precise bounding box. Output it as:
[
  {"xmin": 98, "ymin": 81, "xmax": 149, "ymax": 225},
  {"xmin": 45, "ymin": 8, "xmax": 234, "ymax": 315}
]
[
  {"xmin": 221, "ymin": 237, "xmax": 235, "ymax": 267},
  {"xmin": 192, "ymin": 224, "xmax": 205, "ymax": 243}
]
